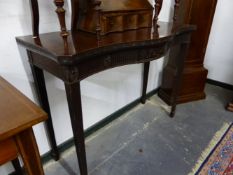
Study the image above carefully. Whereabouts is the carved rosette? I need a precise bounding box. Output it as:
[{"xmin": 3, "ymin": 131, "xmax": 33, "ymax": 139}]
[
  {"xmin": 54, "ymin": 0, "xmax": 69, "ymax": 38},
  {"xmin": 173, "ymin": 0, "xmax": 181, "ymax": 22},
  {"xmin": 153, "ymin": 0, "xmax": 163, "ymax": 25}
]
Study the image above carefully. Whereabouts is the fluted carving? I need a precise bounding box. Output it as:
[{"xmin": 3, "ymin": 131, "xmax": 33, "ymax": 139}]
[
  {"xmin": 153, "ymin": 0, "xmax": 163, "ymax": 25},
  {"xmin": 54, "ymin": 0, "xmax": 69, "ymax": 38}
]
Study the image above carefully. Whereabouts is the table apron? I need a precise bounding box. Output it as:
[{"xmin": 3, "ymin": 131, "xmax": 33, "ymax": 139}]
[{"xmin": 27, "ymin": 42, "xmax": 170, "ymax": 84}]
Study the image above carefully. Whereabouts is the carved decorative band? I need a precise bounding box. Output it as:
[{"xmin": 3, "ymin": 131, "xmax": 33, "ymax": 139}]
[{"xmin": 77, "ymin": 45, "xmax": 168, "ymax": 81}]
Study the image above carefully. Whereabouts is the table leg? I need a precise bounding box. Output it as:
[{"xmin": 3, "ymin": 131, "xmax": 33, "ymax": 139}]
[
  {"xmin": 65, "ymin": 82, "xmax": 88, "ymax": 175},
  {"xmin": 141, "ymin": 62, "xmax": 150, "ymax": 104},
  {"xmin": 30, "ymin": 64, "xmax": 59, "ymax": 160},
  {"xmin": 170, "ymin": 34, "xmax": 191, "ymax": 117},
  {"xmin": 11, "ymin": 158, "xmax": 24, "ymax": 175},
  {"xmin": 15, "ymin": 128, "xmax": 44, "ymax": 175}
]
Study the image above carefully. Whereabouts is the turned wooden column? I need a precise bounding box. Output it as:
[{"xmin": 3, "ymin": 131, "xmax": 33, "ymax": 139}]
[
  {"xmin": 153, "ymin": 0, "xmax": 163, "ymax": 25},
  {"xmin": 159, "ymin": 0, "xmax": 218, "ymax": 104},
  {"xmin": 54, "ymin": 0, "xmax": 69, "ymax": 38}
]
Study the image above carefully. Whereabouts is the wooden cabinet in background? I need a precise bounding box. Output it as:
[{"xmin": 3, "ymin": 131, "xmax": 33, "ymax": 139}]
[{"xmin": 159, "ymin": 0, "xmax": 218, "ymax": 104}]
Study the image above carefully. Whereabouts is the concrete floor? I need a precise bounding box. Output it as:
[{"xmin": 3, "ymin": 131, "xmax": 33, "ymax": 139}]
[{"xmin": 44, "ymin": 84, "xmax": 233, "ymax": 175}]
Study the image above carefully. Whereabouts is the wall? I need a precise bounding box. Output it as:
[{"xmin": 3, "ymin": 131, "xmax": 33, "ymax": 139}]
[
  {"xmin": 0, "ymin": 0, "xmax": 174, "ymax": 174},
  {"xmin": 204, "ymin": 0, "xmax": 233, "ymax": 85}
]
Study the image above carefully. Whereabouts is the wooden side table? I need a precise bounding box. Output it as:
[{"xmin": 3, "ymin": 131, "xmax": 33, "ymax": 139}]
[{"xmin": 0, "ymin": 76, "xmax": 47, "ymax": 175}]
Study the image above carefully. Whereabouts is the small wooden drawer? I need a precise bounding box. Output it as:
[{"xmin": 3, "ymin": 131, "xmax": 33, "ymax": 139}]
[
  {"xmin": 124, "ymin": 14, "xmax": 138, "ymax": 30},
  {"xmin": 138, "ymin": 12, "xmax": 153, "ymax": 28},
  {"xmin": 101, "ymin": 10, "xmax": 153, "ymax": 35},
  {"xmin": 104, "ymin": 15, "xmax": 124, "ymax": 33}
]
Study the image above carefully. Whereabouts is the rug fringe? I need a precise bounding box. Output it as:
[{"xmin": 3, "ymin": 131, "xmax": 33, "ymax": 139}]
[{"xmin": 188, "ymin": 122, "xmax": 231, "ymax": 175}]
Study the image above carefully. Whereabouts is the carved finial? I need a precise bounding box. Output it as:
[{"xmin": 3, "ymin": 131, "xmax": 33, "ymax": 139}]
[
  {"xmin": 54, "ymin": 0, "xmax": 69, "ymax": 38},
  {"xmin": 92, "ymin": 0, "xmax": 102, "ymax": 37},
  {"xmin": 153, "ymin": 0, "xmax": 163, "ymax": 26},
  {"xmin": 173, "ymin": 0, "xmax": 181, "ymax": 22}
]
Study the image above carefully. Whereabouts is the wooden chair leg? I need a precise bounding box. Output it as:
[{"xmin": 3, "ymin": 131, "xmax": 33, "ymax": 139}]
[
  {"xmin": 11, "ymin": 158, "xmax": 24, "ymax": 175},
  {"xmin": 15, "ymin": 128, "xmax": 44, "ymax": 175}
]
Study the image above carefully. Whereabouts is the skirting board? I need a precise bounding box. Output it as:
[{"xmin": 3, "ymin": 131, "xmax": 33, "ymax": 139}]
[{"xmin": 206, "ymin": 79, "xmax": 233, "ymax": 91}]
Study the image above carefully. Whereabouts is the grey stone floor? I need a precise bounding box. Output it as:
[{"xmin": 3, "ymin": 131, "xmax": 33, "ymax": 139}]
[{"xmin": 44, "ymin": 84, "xmax": 233, "ymax": 175}]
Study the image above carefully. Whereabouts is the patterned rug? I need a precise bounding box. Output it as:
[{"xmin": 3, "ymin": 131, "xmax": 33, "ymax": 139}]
[{"xmin": 195, "ymin": 123, "xmax": 233, "ymax": 175}]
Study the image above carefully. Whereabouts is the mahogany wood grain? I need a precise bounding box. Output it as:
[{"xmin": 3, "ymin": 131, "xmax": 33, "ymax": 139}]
[{"xmin": 16, "ymin": 22, "xmax": 194, "ymax": 64}]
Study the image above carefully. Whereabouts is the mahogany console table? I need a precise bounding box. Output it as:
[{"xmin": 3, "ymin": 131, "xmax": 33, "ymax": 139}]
[
  {"xmin": 15, "ymin": 1, "xmax": 196, "ymax": 174},
  {"xmin": 16, "ymin": 21, "xmax": 195, "ymax": 174},
  {"xmin": 0, "ymin": 76, "xmax": 46, "ymax": 175}
]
